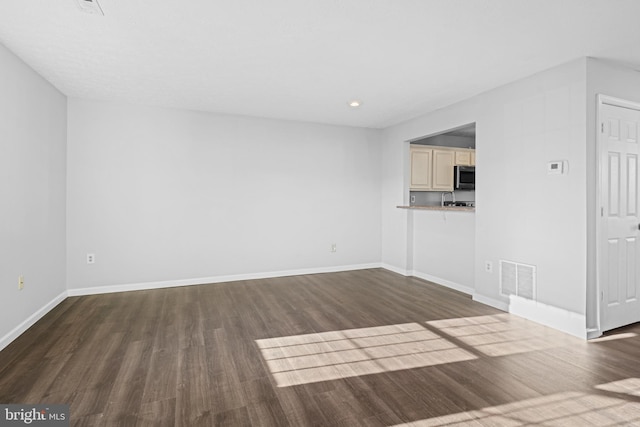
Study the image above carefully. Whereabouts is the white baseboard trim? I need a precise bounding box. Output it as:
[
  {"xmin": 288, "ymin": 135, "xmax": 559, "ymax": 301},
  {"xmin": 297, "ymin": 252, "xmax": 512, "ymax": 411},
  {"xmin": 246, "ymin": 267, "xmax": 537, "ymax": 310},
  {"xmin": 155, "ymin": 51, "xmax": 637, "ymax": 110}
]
[
  {"xmin": 587, "ymin": 328, "xmax": 602, "ymax": 340},
  {"xmin": 380, "ymin": 263, "xmax": 410, "ymax": 276},
  {"xmin": 472, "ymin": 293, "xmax": 509, "ymax": 312},
  {"xmin": 508, "ymin": 295, "xmax": 587, "ymax": 339},
  {"xmin": 410, "ymin": 270, "xmax": 473, "ymax": 295},
  {"xmin": 473, "ymin": 293, "xmax": 595, "ymax": 339},
  {"xmin": 67, "ymin": 263, "xmax": 383, "ymax": 297},
  {"xmin": 472, "ymin": 293, "xmax": 587, "ymax": 339},
  {"xmin": 0, "ymin": 291, "xmax": 68, "ymax": 352}
]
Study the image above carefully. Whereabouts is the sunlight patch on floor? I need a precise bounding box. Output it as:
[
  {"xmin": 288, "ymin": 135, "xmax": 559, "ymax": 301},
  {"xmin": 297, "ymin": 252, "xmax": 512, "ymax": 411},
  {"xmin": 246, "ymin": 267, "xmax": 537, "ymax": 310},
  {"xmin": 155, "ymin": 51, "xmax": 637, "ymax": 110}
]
[
  {"xmin": 390, "ymin": 390, "xmax": 640, "ymax": 426},
  {"xmin": 255, "ymin": 323, "xmax": 477, "ymax": 387},
  {"xmin": 595, "ymin": 378, "xmax": 640, "ymax": 397},
  {"xmin": 590, "ymin": 332, "xmax": 638, "ymax": 343},
  {"xmin": 425, "ymin": 314, "xmax": 567, "ymax": 357}
]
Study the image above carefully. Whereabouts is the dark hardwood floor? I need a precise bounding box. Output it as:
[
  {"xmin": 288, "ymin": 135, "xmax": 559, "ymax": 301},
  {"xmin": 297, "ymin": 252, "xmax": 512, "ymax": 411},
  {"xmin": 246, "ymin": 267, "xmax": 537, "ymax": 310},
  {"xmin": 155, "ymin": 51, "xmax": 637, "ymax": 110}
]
[{"xmin": 1, "ymin": 268, "xmax": 640, "ymax": 426}]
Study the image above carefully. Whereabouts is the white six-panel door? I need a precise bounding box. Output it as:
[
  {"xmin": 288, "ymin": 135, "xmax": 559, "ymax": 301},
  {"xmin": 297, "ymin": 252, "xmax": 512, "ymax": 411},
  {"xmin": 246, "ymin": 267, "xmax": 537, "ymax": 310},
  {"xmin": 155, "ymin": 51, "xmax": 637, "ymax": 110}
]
[{"xmin": 600, "ymin": 101, "xmax": 640, "ymax": 332}]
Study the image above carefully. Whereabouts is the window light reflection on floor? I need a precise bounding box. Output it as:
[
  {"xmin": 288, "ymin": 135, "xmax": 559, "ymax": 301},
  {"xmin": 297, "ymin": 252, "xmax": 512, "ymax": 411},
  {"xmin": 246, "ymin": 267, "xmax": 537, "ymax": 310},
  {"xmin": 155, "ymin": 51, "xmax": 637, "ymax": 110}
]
[
  {"xmin": 590, "ymin": 332, "xmax": 638, "ymax": 343},
  {"xmin": 256, "ymin": 314, "xmax": 640, "ymax": 423},
  {"xmin": 390, "ymin": 390, "xmax": 640, "ymax": 426},
  {"xmin": 255, "ymin": 323, "xmax": 477, "ymax": 387},
  {"xmin": 595, "ymin": 378, "xmax": 640, "ymax": 397},
  {"xmin": 257, "ymin": 314, "xmax": 630, "ymax": 388},
  {"xmin": 425, "ymin": 314, "xmax": 570, "ymax": 357}
]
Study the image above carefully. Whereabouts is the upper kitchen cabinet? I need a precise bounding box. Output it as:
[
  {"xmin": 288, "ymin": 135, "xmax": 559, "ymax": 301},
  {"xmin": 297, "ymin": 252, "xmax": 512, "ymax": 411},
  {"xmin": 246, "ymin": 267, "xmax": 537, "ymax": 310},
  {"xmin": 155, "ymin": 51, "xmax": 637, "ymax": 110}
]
[
  {"xmin": 410, "ymin": 145, "xmax": 458, "ymax": 191},
  {"xmin": 454, "ymin": 149, "xmax": 473, "ymax": 166},
  {"xmin": 432, "ymin": 149, "xmax": 455, "ymax": 191},
  {"xmin": 410, "ymin": 144, "xmax": 475, "ymax": 191},
  {"xmin": 410, "ymin": 145, "xmax": 433, "ymax": 190}
]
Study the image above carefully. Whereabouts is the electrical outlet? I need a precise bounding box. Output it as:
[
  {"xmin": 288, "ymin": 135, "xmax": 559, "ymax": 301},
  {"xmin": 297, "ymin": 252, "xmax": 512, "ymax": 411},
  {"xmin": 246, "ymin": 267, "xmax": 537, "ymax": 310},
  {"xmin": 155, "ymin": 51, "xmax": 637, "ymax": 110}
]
[
  {"xmin": 87, "ymin": 253, "xmax": 96, "ymax": 264},
  {"xmin": 485, "ymin": 261, "xmax": 493, "ymax": 273},
  {"xmin": 410, "ymin": 195, "xmax": 416, "ymax": 204},
  {"xmin": 18, "ymin": 275, "xmax": 24, "ymax": 290},
  {"xmin": 330, "ymin": 243, "xmax": 337, "ymax": 253}
]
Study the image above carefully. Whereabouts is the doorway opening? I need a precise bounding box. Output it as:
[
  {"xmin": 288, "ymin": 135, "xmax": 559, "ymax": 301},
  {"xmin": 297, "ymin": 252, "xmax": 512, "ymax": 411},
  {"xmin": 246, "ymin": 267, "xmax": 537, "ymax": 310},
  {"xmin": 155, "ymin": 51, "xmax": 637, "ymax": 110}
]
[{"xmin": 597, "ymin": 94, "xmax": 640, "ymax": 334}]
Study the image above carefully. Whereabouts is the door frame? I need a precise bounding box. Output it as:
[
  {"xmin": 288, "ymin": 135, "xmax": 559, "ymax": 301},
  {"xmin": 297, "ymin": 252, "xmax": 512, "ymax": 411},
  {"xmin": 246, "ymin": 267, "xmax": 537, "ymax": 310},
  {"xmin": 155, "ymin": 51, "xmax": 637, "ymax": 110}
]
[{"xmin": 596, "ymin": 94, "xmax": 640, "ymax": 335}]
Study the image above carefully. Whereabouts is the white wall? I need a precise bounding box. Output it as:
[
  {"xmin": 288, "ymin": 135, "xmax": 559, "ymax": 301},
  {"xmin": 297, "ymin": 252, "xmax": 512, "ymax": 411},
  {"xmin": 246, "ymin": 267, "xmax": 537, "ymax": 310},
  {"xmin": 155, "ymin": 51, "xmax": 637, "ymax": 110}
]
[
  {"xmin": 0, "ymin": 43, "xmax": 67, "ymax": 347},
  {"xmin": 585, "ymin": 58, "xmax": 640, "ymax": 332},
  {"xmin": 476, "ymin": 59, "xmax": 587, "ymax": 319},
  {"xmin": 66, "ymin": 99, "xmax": 382, "ymax": 290},
  {"xmin": 412, "ymin": 210, "xmax": 475, "ymax": 293},
  {"xmin": 382, "ymin": 59, "xmax": 588, "ymax": 337}
]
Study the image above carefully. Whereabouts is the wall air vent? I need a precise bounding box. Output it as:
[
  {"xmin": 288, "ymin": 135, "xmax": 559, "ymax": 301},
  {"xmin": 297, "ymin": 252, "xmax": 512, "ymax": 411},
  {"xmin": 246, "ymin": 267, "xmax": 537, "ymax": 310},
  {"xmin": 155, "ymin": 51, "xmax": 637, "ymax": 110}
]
[
  {"xmin": 500, "ymin": 260, "xmax": 536, "ymax": 300},
  {"xmin": 75, "ymin": 0, "xmax": 104, "ymax": 15}
]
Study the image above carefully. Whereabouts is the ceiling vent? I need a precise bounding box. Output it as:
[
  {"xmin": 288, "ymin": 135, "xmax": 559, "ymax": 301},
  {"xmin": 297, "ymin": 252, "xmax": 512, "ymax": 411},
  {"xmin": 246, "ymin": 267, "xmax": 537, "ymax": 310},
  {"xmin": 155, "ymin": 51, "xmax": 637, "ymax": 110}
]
[
  {"xmin": 500, "ymin": 260, "xmax": 536, "ymax": 300},
  {"xmin": 75, "ymin": 0, "xmax": 104, "ymax": 15}
]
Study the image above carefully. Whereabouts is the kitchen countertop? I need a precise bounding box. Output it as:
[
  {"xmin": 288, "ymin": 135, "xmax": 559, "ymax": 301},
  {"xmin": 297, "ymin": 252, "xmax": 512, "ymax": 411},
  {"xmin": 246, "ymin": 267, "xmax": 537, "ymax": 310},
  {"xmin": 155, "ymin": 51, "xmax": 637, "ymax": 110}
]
[{"xmin": 397, "ymin": 205, "xmax": 475, "ymax": 212}]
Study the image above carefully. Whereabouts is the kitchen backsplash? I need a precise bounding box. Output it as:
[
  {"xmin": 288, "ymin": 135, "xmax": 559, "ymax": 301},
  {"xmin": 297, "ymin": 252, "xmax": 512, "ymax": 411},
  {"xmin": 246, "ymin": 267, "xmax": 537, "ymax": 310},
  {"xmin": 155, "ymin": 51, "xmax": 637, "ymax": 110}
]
[{"xmin": 410, "ymin": 190, "xmax": 475, "ymax": 206}]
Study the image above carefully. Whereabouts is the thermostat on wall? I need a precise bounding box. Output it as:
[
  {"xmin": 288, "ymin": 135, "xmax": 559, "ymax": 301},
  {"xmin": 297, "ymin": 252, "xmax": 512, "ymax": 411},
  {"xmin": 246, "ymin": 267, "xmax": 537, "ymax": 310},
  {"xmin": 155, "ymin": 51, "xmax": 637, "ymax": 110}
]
[{"xmin": 547, "ymin": 160, "xmax": 567, "ymax": 175}]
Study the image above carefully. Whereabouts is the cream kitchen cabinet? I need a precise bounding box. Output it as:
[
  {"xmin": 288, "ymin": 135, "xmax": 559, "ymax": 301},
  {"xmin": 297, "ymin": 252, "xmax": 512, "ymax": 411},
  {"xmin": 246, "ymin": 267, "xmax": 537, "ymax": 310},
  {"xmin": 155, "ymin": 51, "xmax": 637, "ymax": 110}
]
[
  {"xmin": 410, "ymin": 145, "xmax": 455, "ymax": 191},
  {"xmin": 455, "ymin": 148, "xmax": 476, "ymax": 166},
  {"xmin": 410, "ymin": 145, "xmax": 475, "ymax": 191},
  {"xmin": 410, "ymin": 145, "xmax": 433, "ymax": 190},
  {"xmin": 455, "ymin": 150, "xmax": 472, "ymax": 166},
  {"xmin": 432, "ymin": 149, "xmax": 455, "ymax": 190}
]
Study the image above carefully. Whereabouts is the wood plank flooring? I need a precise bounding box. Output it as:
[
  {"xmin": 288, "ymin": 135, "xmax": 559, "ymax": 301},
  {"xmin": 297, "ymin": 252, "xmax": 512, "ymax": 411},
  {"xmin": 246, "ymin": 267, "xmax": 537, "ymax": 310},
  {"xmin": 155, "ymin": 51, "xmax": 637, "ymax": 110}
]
[{"xmin": 2, "ymin": 268, "xmax": 640, "ymax": 426}]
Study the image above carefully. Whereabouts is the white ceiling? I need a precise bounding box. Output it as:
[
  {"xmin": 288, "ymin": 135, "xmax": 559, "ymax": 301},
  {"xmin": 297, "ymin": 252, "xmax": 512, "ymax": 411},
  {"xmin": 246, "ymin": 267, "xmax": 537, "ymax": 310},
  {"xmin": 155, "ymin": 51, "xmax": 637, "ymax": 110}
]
[{"xmin": 1, "ymin": 0, "xmax": 640, "ymax": 128}]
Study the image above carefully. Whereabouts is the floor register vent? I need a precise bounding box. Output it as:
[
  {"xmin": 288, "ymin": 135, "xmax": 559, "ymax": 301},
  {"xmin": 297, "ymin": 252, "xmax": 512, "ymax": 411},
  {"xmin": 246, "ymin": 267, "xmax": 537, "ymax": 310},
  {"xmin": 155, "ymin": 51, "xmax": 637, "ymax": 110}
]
[{"xmin": 500, "ymin": 260, "xmax": 536, "ymax": 300}]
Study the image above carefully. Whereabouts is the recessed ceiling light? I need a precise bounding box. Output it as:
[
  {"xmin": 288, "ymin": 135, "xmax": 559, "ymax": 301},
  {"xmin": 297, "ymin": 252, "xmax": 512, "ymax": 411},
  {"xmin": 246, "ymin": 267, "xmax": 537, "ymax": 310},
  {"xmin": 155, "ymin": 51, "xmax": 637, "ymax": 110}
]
[{"xmin": 348, "ymin": 100, "xmax": 362, "ymax": 108}]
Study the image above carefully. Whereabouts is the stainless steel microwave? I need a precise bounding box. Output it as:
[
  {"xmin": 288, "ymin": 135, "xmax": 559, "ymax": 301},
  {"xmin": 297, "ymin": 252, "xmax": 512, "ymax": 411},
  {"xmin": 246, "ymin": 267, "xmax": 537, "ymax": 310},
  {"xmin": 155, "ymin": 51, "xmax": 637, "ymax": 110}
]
[{"xmin": 454, "ymin": 166, "xmax": 475, "ymax": 190}]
